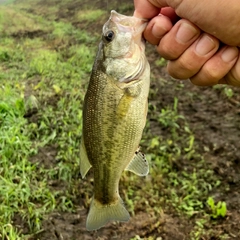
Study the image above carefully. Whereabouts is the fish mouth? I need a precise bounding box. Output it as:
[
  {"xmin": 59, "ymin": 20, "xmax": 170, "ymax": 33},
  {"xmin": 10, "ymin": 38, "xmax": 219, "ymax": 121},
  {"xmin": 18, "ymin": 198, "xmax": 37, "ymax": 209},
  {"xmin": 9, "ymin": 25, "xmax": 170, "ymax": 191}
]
[
  {"xmin": 109, "ymin": 10, "xmax": 148, "ymax": 34},
  {"xmin": 105, "ymin": 10, "xmax": 148, "ymax": 46}
]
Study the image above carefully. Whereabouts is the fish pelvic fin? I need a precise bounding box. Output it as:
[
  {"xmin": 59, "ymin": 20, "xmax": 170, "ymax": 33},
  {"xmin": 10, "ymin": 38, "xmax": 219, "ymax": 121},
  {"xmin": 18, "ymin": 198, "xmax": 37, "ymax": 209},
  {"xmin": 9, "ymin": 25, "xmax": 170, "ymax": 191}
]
[
  {"xmin": 86, "ymin": 196, "xmax": 130, "ymax": 231},
  {"xmin": 125, "ymin": 148, "xmax": 149, "ymax": 176},
  {"xmin": 80, "ymin": 136, "xmax": 92, "ymax": 178}
]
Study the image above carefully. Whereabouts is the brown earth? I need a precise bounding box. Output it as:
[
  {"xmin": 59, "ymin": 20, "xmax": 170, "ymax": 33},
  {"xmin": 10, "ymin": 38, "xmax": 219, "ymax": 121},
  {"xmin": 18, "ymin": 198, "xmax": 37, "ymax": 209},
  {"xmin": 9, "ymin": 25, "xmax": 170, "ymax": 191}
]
[{"xmin": 17, "ymin": 0, "xmax": 240, "ymax": 239}]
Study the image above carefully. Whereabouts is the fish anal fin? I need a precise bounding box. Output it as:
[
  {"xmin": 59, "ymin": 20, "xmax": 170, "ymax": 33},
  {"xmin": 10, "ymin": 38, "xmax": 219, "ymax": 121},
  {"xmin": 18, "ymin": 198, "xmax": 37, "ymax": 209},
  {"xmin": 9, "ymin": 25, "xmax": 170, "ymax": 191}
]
[
  {"xmin": 125, "ymin": 149, "xmax": 149, "ymax": 176},
  {"xmin": 86, "ymin": 197, "xmax": 130, "ymax": 231},
  {"xmin": 80, "ymin": 137, "xmax": 92, "ymax": 178}
]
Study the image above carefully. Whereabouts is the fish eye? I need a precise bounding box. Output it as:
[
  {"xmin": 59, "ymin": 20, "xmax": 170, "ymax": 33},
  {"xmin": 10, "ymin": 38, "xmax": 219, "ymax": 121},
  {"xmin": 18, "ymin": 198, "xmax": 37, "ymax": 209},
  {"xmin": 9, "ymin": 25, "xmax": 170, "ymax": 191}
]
[{"xmin": 104, "ymin": 30, "xmax": 115, "ymax": 42}]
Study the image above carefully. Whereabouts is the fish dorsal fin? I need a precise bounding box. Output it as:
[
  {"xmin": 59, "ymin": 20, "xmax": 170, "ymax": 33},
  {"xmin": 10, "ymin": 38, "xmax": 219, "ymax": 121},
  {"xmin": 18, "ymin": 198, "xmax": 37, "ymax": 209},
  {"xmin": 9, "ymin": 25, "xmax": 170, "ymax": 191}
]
[
  {"xmin": 80, "ymin": 137, "xmax": 92, "ymax": 178},
  {"xmin": 125, "ymin": 149, "xmax": 149, "ymax": 176}
]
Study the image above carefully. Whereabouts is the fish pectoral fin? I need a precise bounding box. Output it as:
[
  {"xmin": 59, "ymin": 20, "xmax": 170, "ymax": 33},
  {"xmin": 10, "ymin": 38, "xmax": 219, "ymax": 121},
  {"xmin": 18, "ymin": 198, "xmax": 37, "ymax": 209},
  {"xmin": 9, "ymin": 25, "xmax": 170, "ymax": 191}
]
[
  {"xmin": 125, "ymin": 149, "xmax": 149, "ymax": 176},
  {"xmin": 86, "ymin": 196, "xmax": 130, "ymax": 231},
  {"xmin": 80, "ymin": 137, "xmax": 92, "ymax": 178}
]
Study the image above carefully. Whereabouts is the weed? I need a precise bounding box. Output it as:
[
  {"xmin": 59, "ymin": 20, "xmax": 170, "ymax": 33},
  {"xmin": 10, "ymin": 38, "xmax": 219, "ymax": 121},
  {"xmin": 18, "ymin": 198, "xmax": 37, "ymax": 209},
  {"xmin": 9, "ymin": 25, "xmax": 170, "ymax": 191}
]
[
  {"xmin": 1, "ymin": 224, "xmax": 21, "ymax": 240},
  {"xmin": 213, "ymin": 85, "xmax": 234, "ymax": 98},
  {"xmin": 223, "ymin": 87, "xmax": 234, "ymax": 98},
  {"xmin": 207, "ymin": 197, "xmax": 227, "ymax": 219},
  {"xmin": 155, "ymin": 58, "xmax": 167, "ymax": 67}
]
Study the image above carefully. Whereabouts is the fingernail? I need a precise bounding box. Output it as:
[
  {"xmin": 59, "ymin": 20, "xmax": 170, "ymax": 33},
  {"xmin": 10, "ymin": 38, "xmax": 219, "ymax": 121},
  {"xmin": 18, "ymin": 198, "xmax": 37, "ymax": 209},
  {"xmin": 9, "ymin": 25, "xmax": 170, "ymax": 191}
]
[
  {"xmin": 176, "ymin": 22, "xmax": 198, "ymax": 44},
  {"xmin": 152, "ymin": 23, "xmax": 166, "ymax": 39},
  {"xmin": 195, "ymin": 34, "xmax": 216, "ymax": 56},
  {"xmin": 221, "ymin": 46, "xmax": 238, "ymax": 62}
]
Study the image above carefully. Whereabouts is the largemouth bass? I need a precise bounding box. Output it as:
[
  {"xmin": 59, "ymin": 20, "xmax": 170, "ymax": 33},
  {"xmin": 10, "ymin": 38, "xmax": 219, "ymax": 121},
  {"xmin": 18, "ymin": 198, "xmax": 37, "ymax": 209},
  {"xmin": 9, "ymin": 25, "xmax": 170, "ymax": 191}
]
[{"xmin": 80, "ymin": 10, "xmax": 150, "ymax": 231}]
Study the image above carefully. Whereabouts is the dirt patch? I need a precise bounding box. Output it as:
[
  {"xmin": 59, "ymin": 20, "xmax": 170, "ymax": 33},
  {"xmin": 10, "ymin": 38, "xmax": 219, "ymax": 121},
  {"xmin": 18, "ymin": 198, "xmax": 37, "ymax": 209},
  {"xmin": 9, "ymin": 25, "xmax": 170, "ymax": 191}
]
[
  {"xmin": 30, "ymin": 145, "xmax": 58, "ymax": 169},
  {"xmin": 11, "ymin": 29, "xmax": 47, "ymax": 39},
  {"xmin": 35, "ymin": 210, "xmax": 191, "ymax": 240}
]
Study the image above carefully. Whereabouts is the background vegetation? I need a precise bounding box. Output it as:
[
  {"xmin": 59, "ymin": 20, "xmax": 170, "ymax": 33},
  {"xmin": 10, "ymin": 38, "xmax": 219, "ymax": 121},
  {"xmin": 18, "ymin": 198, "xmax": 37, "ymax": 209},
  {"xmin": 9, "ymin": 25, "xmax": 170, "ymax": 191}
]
[{"xmin": 0, "ymin": 0, "xmax": 239, "ymax": 239}]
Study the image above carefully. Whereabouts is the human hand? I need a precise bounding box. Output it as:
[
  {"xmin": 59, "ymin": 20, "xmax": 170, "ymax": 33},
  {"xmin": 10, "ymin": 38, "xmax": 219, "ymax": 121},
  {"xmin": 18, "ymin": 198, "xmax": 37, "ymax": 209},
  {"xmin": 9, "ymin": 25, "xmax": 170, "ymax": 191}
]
[{"xmin": 134, "ymin": 0, "xmax": 240, "ymax": 86}]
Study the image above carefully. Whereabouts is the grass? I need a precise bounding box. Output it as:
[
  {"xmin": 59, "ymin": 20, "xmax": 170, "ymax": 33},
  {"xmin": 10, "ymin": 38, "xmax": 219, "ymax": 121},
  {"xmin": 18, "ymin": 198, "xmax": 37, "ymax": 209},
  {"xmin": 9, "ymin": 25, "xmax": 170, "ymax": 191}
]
[
  {"xmin": 0, "ymin": 1, "xmax": 96, "ymax": 237},
  {"xmin": 0, "ymin": 86, "xmax": 56, "ymax": 237},
  {"xmin": 76, "ymin": 9, "xmax": 106, "ymax": 22},
  {"xmin": 0, "ymin": 7, "xmax": 50, "ymax": 36},
  {"xmin": 0, "ymin": 0, "xmax": 230, "ymax": 239}
]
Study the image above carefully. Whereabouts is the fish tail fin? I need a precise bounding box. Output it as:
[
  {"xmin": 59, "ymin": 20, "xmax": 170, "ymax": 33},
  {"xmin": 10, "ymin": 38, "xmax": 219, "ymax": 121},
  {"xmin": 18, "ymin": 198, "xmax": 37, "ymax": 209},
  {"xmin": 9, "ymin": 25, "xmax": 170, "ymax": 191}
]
[{"xmin": 86, "ymin": 196, "xmax": 130, "ymax": 231}]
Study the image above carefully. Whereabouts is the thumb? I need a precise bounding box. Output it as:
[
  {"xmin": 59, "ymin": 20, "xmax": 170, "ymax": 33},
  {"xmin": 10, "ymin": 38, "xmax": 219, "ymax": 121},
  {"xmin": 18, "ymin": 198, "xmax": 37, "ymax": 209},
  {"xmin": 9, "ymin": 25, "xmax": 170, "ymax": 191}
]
[
  {"xmin": 133, "ymin": 0, "xmax": 165, "ymax": 19},
  {"xmin": 134, "ymin": 0, "xmax": 183, "ymax": 19}
]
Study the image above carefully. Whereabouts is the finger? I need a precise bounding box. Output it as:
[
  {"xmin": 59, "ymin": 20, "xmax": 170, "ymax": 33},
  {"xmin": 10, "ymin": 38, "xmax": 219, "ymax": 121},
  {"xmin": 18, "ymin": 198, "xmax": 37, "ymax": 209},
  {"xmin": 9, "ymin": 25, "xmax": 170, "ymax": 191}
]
[
  {"xmin": 157, "ymin": 19, "xmax": 201, "ymax": 60},
  {"xmin": 134, "ymin": 0, "xmax": 240, "ymax": 46},
  {"xmin": 160, "ymin": 7, "xmax": 179, "ymax": 23},
  {"xmin": 190, "ymin": 46, "xmax": 239, "ymax": 86},
  {"xmin": 133, "ymin": 0, "xmax": 160, "ymax": 19},
  {"xmin": 167, "ymin": 33, "xmax": 219, "ymax": 79},
  {"xmin": 144, "ymin": 14, "xmax": 173, "ymax": 45},
  {"xmin": 134, "ymin": 0, "xmax": 181, "ymax": 19},
  {"xmin": 222, "ymin": 49, "xmax": 240, "ymax": 87}
]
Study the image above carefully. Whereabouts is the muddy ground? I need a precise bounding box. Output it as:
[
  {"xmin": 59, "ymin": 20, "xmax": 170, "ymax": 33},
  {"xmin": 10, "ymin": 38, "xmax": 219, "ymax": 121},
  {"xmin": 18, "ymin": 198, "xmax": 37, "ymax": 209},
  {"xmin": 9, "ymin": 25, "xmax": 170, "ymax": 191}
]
[{"xmin": 14, "ymin": 0, "xmax": 240, "ymax": 239}]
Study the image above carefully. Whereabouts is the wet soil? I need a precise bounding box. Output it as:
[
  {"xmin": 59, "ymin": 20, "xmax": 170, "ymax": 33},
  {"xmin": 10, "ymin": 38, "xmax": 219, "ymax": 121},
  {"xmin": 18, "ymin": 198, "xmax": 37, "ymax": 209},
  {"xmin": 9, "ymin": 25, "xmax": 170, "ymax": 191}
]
[{"xmin": 17, "ymin": 0, "xmax": 240, "ymax": 239}]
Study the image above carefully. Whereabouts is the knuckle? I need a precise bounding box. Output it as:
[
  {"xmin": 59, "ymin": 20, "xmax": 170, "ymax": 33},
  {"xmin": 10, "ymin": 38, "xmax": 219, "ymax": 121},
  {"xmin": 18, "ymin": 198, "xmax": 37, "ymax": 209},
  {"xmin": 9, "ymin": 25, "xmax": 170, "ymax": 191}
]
[
  {"xmin": 168, "ymin": 58, "xmax": 198, "ymax": 79},
  {"xmin": 158, "ymin": 40, "xmax": 179, "ymax": 60},
  {"xmin": 225, "ymin": 56, "xmax": 240, "ymax": 86},
  {"xmin": 225, "ymin": 71, "xmax": 240, "ymax": 87},
  {"xmin": 191, "ymin": 62, "xmax": 226, "ymax": 86},
  {"xmin": 203, "ymin": 63, "xmax": 222, "ymax": 80}
]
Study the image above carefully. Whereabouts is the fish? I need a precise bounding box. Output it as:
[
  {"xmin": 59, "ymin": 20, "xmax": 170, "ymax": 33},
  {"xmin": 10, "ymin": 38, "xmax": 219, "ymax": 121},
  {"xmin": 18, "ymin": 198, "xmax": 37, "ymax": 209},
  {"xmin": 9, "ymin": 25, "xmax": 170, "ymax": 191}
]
[{"xmin": 80, "ymin": 10, "xmax": 150, "ymax": 231}]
